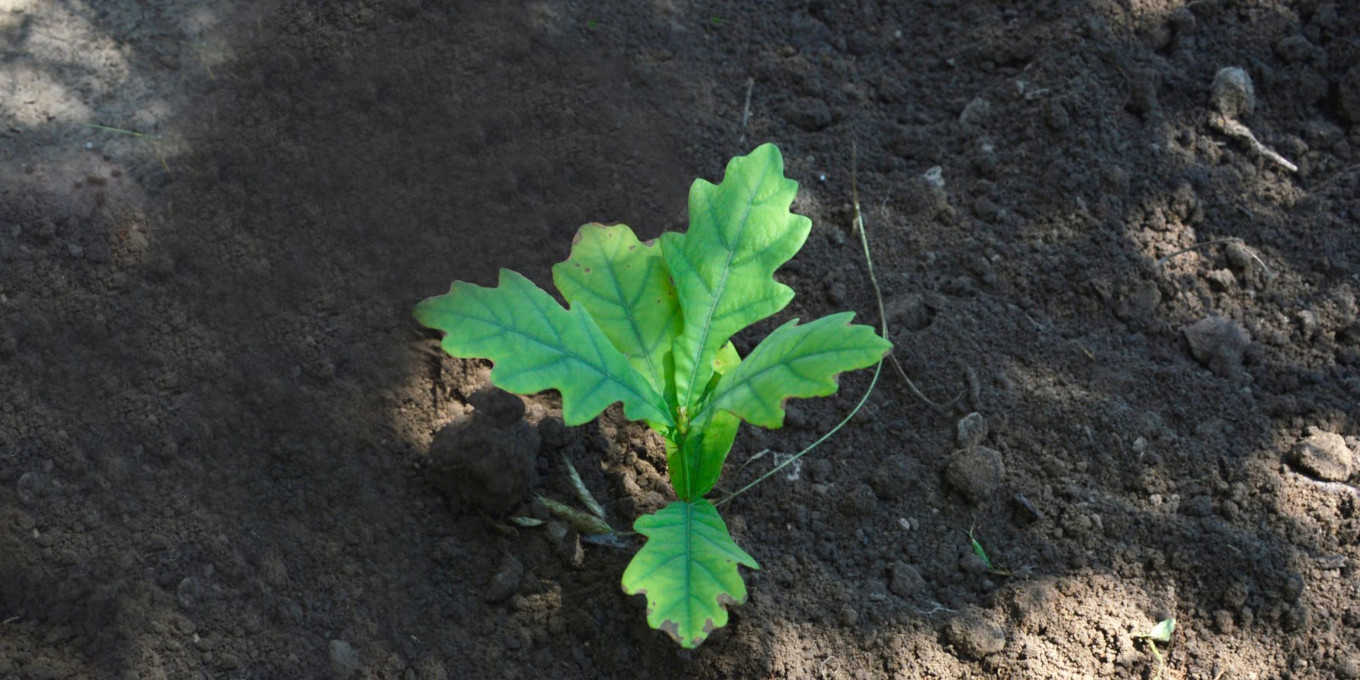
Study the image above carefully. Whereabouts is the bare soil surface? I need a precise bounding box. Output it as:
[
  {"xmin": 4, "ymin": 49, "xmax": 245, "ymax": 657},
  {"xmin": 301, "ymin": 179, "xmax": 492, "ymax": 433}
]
[{"xmin": 3, "ymin": 1, "xmax": 1360, "ymax": 678}]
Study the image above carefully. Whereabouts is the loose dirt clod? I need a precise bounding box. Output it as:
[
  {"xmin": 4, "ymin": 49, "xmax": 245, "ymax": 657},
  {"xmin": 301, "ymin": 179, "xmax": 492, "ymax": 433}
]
[
  {"xmin": 889, "ymin": 561, "xmax": 926, "ymax": 599},
  {"xmin": 328, "ymin": 639, "xmax": 360, "ymax": 679},
  {"xmin": 1290, "ymin": 428, "xmax": 1353, "ymax": 482},
  {"xmin": 484, "ymin": 554, "xmax": 524, "ymax": 603},
  {"xmin": 944, "ymin": 613, "xmax": 1007, "ymax": 658},
  {"xmin": 427, "ymin": 388, "xmax": 540, "ymax": 515},
  {"xmin": 944, "ymin": 447, "xmax": 1005, "ymax": 504},
  {"xmin": 1183, "ymin": 316, "xmax": 1251, "ymax": 378},
  {"xmin": 1211, "ymin": 66, "xmax": 1254, "ymax": 117},
  {"xmin": 956, "ymin": 412, "xmax": 988, "ymax": 449}
]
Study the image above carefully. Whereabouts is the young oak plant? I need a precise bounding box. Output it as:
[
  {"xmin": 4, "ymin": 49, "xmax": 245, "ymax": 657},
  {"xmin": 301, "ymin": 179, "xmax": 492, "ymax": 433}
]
[{"xmin": 414, "ymin": 144, "xmax": 891, "ymax": 647}]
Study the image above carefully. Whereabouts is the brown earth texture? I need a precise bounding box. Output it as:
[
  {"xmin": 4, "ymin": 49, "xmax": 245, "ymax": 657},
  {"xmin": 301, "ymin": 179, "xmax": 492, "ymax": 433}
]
[{"xmin": 4, "ymin": 0, "xmax": 1360, "ymax": 678}]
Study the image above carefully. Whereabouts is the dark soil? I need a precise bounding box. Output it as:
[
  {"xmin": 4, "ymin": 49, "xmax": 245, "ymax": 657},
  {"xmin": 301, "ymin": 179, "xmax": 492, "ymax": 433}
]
[{"xmin": 3, "ymin": 1, "xmax": 1360, "ymax": 678}]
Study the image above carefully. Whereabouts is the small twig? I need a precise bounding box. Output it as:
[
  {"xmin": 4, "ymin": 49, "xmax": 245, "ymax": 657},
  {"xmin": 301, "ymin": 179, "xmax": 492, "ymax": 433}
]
[
  {"xmin": 847, "ymin": 144, "xmax": 964, "ymax": 413},
  {"xmin": 917, "ymin": 602, "xmax": 956, "ymax": 617},
  {"xmin": 730, "ymin": 448, "xmax": 773, "ymax": 480},
  {"xmin": 737, "ymin": 77, "xmax": 755, "ymax": 145},
  {"xmin": 85, "ymin": 123, "xmax": 171, "ymax": 172},
  {"xmin": 85, "ymin": 123, "xmax": 161, "ymax": 139},
  {"xmin": 817, "ymin": 655, "xmax": 838, "ymax": 680},
  {"xmin": 1209, "ymin": 114, "xmax": 1297, "ymax": 173}
]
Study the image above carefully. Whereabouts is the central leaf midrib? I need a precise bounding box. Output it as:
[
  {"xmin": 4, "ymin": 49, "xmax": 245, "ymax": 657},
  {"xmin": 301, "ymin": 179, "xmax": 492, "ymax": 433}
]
[
  {"xmin": 682, "ymin": 501, "xmax": 694, "ymax": 629},
  {"xmin": 682, "ymin": 165, "xmax": 771, "ymax": 411}
]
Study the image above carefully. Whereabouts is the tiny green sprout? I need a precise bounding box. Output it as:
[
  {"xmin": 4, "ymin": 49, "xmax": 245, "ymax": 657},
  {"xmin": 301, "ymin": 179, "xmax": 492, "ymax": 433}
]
[
  {"xmin": 1133, "ymin": 617, "xmax": 1176, "ymax": 679},
  {"xmin": 966, "ymin": 527, "xmax": 1011, "ymax": 577},
  {"xmin": 1146, "ymin": 617, "xmax": 1175, "ymax": 643},
  {"xmin": 415, "ymin": 144, "xmax": 891, "ymax": 648}
]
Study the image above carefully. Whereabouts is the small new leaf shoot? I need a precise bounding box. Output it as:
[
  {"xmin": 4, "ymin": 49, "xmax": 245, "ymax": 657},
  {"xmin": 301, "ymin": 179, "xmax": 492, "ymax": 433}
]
[
  {"xmin": 967, "ymin": 529, "xmax": 995, "ymax": 571},
  {"xmin": 1148, "ymin": 617, "xmax": 1175, "ymax": 643},
  {"xmin": 560, "ymin": 453, "xmax": 607, "ymax": 520},
  {"xmin": 966, "ymin": 527, "xmax": 1012, "ymax": 577},
  {"xmin": 414, "ymin": 143, "xmax": 891, "ymax": 648},
  {"xmin": 1133, "ymin": 617, "xmax": 1176, "ymax": 680},
  {"xmin": 536, "ymin": 495, "xmax": 614, "ymax": 536}
]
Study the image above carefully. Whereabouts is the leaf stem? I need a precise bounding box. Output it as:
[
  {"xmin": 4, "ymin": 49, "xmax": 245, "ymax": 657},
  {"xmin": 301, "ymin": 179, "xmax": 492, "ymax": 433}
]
[{"xmin": 714, "ymin": 360, "xmax": 883, "ymax": 507}]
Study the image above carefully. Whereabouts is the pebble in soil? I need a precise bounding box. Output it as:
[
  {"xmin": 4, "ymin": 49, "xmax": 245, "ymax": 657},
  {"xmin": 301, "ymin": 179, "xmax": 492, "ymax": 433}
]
[
  {"xmin": 944, "ymin": 446, "xmax": 1006, "ymax": 505},
  {"xmin": 1289, "ymin": 427, "xmax": 1353, "ymax": 482}
]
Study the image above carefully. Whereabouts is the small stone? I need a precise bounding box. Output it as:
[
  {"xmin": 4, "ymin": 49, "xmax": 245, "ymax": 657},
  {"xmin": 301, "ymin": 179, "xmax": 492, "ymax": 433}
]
[
  {"xmin": 1290, "ymin": 428, "xmax": 1353, "ymax": 482},
  {"xmin": 1211, "ymin": 67, "xmax": 1255, "ymax": 118},
  {"xmin": 944, "ymin": 613, "xmax": 1006, "ymax": 658},
  {"xmin": 176, "ymin": 576, "xmax": 204, "ymax": 609},
  {"xmin": 838, "ymin": 604, "xmax": 858, "ymax": 627},
  {"xmin": 484, "ymin": 554, "xmax": 523, "ymax": 603},
  {"xmin": 944, "ymin": 447, "xmax": 1005, "ymax": 504},
  {"xmin": 956, "ymin": 412, "xmax": 988, "ymax": 449},
  {"xmin": 888, "ymin": 561, "xmax": 925, "ymax": 599},
  {"xmin": 1225, "ymin": 241, "xmax": 1253, "ymax": 270},
  {"xmin": 1205, "ymin": 269, "xmax": 1236, "ymax": 291},
  {"xmin": 959, "ymin": 550, "xmax": 989, "ymax": 575},
  {"xmin": 960, "ymin": 96, "xmax": 992, "ymax": 126},
  {"xmin": 328, "ymin": 639, "xmax": 360, "ymax": 679},
  {"xmin": 545, "ymin": 521, "xmax": 585, "ymax": 569},
  {"xmin": 1183, "ymin": 316, "xmax": 1251, "ymax": 378}
]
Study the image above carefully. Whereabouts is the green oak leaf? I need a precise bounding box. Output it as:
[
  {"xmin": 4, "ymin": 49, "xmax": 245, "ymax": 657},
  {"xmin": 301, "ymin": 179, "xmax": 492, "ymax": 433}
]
[
  {"xmin": 413, "ymin": 269, "xmax": 671, "ymax": 427},
  {"xmin": 621, "ymin": 499, "xmax": 759, "ymax": 649},
  {"xmin": 662, "ymin": 143, "xmax": 811, "ymax": 413},
  {"xmin": 703, "ymin": 311, "xmax": 892, "ymax": 429},
  {"xmin": 552, "ymin": 223, "xmax": 682, "ymax": 394}
]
